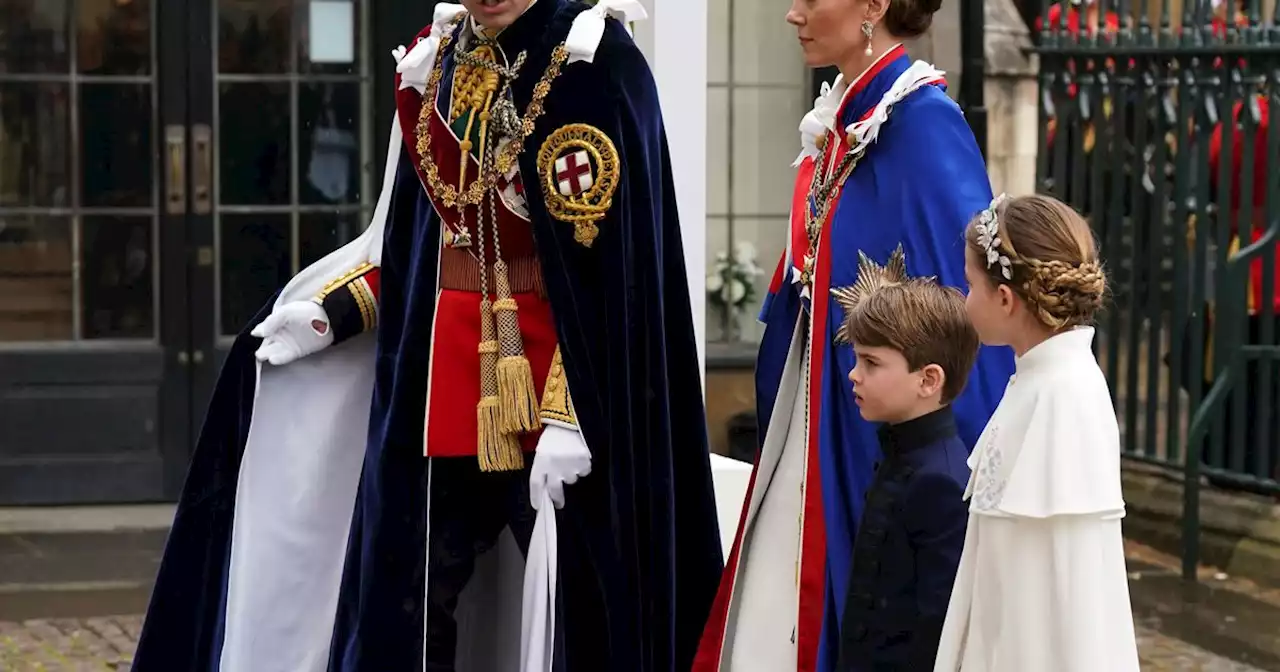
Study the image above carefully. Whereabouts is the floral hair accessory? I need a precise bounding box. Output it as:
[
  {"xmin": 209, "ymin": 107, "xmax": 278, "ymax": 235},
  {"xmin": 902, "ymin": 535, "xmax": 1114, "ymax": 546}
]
[{"xmin": 974, "ymin": 193, "xmax": 1013, "ymax": 280}]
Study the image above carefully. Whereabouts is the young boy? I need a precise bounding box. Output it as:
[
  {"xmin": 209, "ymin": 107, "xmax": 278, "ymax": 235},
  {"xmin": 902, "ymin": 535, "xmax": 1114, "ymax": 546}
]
[{"xmin": 832, "ymin": 246, "xmax": 980, "ymax": 672}]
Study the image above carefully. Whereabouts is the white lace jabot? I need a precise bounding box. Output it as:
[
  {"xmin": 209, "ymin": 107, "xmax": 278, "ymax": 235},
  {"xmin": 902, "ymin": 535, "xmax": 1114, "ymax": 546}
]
[{"xmin": 792, "ymin": 45, "xmax": 943, "ymax": 167}]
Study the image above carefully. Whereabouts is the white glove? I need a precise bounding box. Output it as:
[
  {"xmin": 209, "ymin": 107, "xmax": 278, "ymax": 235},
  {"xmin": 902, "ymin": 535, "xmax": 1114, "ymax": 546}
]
[
  {"xmin": 530, "ymin": 424, "xmax": 592, "ymax": 510},
  {"xmin": 250, "ymin": 300, "xmax": 334, "ymax": 366}
]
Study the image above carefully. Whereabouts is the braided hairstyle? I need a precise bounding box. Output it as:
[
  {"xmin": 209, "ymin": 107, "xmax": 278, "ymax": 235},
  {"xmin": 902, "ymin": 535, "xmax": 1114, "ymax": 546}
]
[{"xmin": 966, "ymin": 194, "xmax": 1107, "ymax": 330}]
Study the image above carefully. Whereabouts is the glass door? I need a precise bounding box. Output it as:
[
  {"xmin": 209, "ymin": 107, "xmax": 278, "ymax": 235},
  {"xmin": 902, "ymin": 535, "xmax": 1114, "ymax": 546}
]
[
  {"xmin": 186, "ymin": 0, "xmax": 375, "ymax": 416},
  {"xmin": 0, "ymin": 0, "xmax": 191, "ymax": 504},
  {"xmin": 0, "ymin": 0, "xmax": 403, "ymax": 506}
]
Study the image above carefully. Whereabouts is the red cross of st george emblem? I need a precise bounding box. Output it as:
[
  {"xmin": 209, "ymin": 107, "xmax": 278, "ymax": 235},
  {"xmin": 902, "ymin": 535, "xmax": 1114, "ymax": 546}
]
[
  {"xmin": 554, "ymin": 150, "xmax": 594, "ymax": 196},
  {"xmin": 537, "ymin": 123, "xmax": 619, "ymax": 248}
]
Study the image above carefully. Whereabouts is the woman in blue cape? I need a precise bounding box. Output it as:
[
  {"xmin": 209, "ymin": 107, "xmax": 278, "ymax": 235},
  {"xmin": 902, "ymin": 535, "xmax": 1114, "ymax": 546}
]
[{"xmin": 695, "ymin": 0, "xmax": 1014, "ymax": 669}]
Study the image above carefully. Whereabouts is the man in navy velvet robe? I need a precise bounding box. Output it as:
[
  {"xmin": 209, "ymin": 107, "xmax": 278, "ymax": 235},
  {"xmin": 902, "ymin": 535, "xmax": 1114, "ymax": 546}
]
[{"xmin": 131, "ymin": 2, "xmax": 723, "ymax": 671}]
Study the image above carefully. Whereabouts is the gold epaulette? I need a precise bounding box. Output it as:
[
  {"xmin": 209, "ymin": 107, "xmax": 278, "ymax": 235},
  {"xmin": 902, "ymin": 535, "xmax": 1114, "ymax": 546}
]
[
  {"xmin": 540, "ymin": 346, "xmax": 577, "ymax": 427},
  {"xmin": 314, "ymin": 262, "xmax": 376, "ymax": 302}
]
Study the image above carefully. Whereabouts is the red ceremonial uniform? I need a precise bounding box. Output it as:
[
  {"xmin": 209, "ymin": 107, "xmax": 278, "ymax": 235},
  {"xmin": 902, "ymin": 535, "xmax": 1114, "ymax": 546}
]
[
  {"xmin": 393, "ymin": 25, "xmax": 558, "ymax": 459},
  {"xmin": 1038, "ymin": 3, "xmax": 1121, "ymax": 146},
  {"xmin": 1208, "ymin": 95, "xmax": 1280, "ymax": 314},
  {"xmin": 314, "ymin": 22, "xmax": 567, "ymax": 461}
]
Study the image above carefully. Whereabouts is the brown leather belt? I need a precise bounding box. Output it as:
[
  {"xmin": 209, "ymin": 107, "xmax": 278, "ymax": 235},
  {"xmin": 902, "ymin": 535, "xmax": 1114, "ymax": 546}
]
[{"xmin": 439, "ymin": 247, "xmax": 546, "ymax": 297}]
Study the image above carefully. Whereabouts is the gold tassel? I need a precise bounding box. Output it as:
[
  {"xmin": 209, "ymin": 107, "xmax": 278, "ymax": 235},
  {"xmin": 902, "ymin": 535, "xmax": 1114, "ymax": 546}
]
[
  {"xmin": 492, "ymin": 260, "xmax": 541, "ymax": 434},
  {"xmin": 477, "ymin": 396, "xmax": 523, "ymax": 472},
  {"xmin": 477, "ymin": 297, "xmax": 524, "ymax": 471}
]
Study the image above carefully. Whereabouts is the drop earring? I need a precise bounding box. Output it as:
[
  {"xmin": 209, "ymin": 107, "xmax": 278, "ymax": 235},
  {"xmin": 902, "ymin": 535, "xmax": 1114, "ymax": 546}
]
[{"xmin": 861, "ymin": 20, "xmax": 874, "ymax": 56}]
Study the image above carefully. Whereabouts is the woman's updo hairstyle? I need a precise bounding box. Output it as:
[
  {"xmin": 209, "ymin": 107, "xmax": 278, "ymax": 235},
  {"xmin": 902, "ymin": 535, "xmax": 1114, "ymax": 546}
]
[
  {"xmin": 965, "ymin": 193, "xmax": 1107, "ymax": 330},
  {"xmin": 884, "ymin": 0, "xmax": 944, "ymax": 38}
]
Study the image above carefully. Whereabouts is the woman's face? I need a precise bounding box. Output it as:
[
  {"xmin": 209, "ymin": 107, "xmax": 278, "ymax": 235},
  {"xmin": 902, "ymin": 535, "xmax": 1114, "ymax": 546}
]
[{"xmin": 786, "ymin": 0, "xmax": 869, "ymax": 68}]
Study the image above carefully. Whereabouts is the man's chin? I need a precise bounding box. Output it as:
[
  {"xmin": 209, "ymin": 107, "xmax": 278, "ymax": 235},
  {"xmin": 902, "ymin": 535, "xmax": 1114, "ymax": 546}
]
[{"xmin": 470, "ymin": 0, "xmax": 525, "ymax": 31}]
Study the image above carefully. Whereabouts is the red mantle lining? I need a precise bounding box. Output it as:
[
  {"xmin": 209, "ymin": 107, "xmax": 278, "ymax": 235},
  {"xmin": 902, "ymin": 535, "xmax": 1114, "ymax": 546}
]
[
  {"xmin": 787, "ymin": 44, "xmax": 903, "ymax": 281},
  {"xmin": 695, "ymin": 45, "xmax": 948, "ymax": 671}
]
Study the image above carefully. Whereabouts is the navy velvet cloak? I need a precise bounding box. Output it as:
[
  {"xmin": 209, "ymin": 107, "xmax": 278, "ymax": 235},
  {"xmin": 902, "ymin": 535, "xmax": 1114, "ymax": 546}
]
[
  {"xmin": 131, "ymin": 303, "xmax": 267, "ymax": 671},
  {"xmin": 333, "ymin": 6, "xmax": 723, "ymax": 669},
  {"xmin": 133, "ymin": 3, "xmax": 722, "ymax": 671}
]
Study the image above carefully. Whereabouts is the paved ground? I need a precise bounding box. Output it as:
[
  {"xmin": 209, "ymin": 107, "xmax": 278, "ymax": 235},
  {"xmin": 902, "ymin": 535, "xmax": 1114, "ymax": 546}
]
[
  {"xmin": 0, "ymin": 513, "xmax": 1273, "ymax": 670},
  {"xmin": 0, "ymin": 615, "xmax": 139, "ymax": 671},
  {"xmin": 1137, "ymin": 627, "xmax": 1272, "ymax": 670},
  {"xmin": 0, "ymin": 616, "xmax": 1267, "ymax": 671}
]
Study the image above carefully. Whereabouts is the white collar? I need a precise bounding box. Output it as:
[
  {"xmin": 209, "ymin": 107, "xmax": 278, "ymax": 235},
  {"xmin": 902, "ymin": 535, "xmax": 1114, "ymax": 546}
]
[
  {"xmin": 1015, "ymin": 326, "xmax": 1097, "ymax": 375},
  {"xmin": 792, "ymin": 44, "xmax": 913, "ymax": 167}
]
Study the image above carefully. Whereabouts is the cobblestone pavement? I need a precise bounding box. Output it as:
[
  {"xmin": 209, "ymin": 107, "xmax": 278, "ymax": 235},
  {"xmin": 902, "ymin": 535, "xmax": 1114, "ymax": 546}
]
[
  {"xmin": 0, "ymin": 615, "xmax": 139, "ymax": 671},
  {"xmin": 0, "ymin": 614, "xmax": 1269, "ymax": 671},
  {"xmin": 1137, "ymin": 626, "xmax": 1271, "ymax": 670}
]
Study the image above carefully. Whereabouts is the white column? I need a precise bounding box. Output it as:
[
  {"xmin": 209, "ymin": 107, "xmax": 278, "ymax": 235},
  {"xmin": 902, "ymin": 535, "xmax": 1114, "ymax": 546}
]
[{"xmin": 635, "ymin": 0, "xmax": 709, "ymax": 390}]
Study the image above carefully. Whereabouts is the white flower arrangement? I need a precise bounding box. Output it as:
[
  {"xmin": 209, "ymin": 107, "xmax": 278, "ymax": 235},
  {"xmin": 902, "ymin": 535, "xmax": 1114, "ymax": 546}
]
[{"xmin": 708, "ymin": 241, "xmax": 765, "ymax": 315}]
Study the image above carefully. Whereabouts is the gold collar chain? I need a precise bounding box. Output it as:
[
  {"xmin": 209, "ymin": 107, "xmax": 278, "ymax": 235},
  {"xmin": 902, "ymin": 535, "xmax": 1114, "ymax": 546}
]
[
  {"xmin": 798, "ymin": 141, "xmax": 865, "ymax": 290},
  {"xmin": 415, "ymin": 16, "xmax": 569, "ymax": 210}
]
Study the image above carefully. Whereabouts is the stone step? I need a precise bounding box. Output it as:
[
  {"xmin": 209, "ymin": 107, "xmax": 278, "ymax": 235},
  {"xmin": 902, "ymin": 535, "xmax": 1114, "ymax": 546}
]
[{"xmin": 0, "ymin": 506, "xmax": 171, "ymax": 621}]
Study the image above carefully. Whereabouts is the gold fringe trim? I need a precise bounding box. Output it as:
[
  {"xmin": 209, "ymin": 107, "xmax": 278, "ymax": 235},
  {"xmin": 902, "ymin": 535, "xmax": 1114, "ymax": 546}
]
[
  {"xmin": 476, "ymin": 298, "xmax": 522, "ymax": 469},
  {"xmin": 492, "ymin": 260, "xmax": 539, "ymax": 433},
  {"xmin": 477, "ymin": 395, "xmax": 524, "ymax": 472},
  {"xmin": 497, "ymin": 355, "xmax": 541, "ymax": 434}
]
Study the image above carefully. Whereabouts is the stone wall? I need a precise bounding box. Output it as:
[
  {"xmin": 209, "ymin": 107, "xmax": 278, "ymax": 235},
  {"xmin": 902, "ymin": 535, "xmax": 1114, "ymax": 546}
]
[
  {"xmin": 906, "ymin": 0, "xmax": 1038, "ymax": 196},
  {"xmin": 983, "ymin": 0, "xmax": 1039, "ymax": 197},
  {"xmin": 1122, "ymin": 461, "xmax": 1280, "ymax": 587},
  {"xmin": 904, "ymin": 0, "xmax": 961, "ymax": 99}
]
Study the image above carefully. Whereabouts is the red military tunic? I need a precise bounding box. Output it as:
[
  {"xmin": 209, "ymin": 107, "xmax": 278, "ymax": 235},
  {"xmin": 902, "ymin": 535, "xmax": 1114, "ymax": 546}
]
[{"xmin": 317, "ymin": 21, "xmax": 566, "ymax": 462}]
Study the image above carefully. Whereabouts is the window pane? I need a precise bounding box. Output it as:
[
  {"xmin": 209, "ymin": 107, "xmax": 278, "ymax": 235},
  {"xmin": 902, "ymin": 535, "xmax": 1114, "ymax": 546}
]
[
  {"xmin": 80, "ymin": 83, "xmax": 153, "ymax": 208},
  {"xmin": 299, "ymin": 0, "xmax": 361, "ymax": 75},
  {"xmin": 300, "ymin": 82, "xmax": 361, "ymax": 205},
  {"xmin": 0, "ymin": 2, "xmax": 70, "ymax": 74},
  {"xmin": 732, "ymin": 215, "xmax": 787, "ymax": 302},
  {"xmin": 707, "ymin": 0, "xmax": 728, "ymax": 84},
  {"xmin": 220, "ymin": 214, "xmax": 291, "ymax": 335},
  {"xmin": 219, "ymin": 82, "xmax": 290, "ymax": 205},
  {"xmin": 218, "ymin": 0, "xmax": 292, "ymax": 74},
  {"xmin": 82, "ymin": 216, "xmax": 154, "ymax": 340},
  {"xmin": 0, "ymin": 83, "xmax": 70, "ymax": 208},
  {"xmin": 731, "ymin": 87, "xmax": 804, "ymax": 218},
  {"xmin": 300, "ymin": 210, "xmax": 363, "ymax": 269},
  {"xmin": 706, "ymin": 86, "xmax": 728, "ymax": 217},
  {"xmin": 706, "ymin": 215, "xmax": 730, "ymax": 342},
  {"xmin": 732, "ymin": 0, "xmax": 805, "ymax": 85},
  {"xmin": 77, "ymin": 0, "xmax": 151, "ymax": 76},
  {"xmin": 0, "ymin": 216, "xmax": 73, "ymax": 342}
]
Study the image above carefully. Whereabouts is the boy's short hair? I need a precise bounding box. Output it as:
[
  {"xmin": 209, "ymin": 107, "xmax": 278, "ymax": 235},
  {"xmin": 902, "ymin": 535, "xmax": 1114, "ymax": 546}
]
[{"xmin": 838, "ymin": 280, "xmax": 980, "ymax": 404}]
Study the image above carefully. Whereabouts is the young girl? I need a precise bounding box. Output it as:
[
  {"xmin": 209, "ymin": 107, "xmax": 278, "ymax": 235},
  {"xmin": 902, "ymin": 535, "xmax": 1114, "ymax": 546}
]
[{"xmin": 933, "ymin": 194, "xmax": 1141, "ymax": 671}]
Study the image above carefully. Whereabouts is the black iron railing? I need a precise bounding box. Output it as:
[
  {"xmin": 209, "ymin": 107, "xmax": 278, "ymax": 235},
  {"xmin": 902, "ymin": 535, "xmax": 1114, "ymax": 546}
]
[{"xmin": 1032, "ymin": 0, "xmax": 1280, "ymax": 580}]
